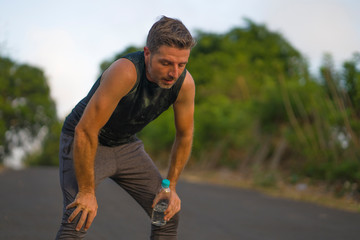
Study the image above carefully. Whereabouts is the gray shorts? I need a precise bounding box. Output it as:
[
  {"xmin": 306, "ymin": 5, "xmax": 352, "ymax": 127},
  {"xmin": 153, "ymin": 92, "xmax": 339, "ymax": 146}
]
[{"xmin": 55, "ymin": 133, "xmax": 179, "ymax": 240}]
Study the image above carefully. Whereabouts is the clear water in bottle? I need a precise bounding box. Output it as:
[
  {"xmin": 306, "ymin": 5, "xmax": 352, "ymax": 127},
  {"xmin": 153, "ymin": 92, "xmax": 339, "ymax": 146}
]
[{"xmin": 151, "ymin": 199, "xmax": 169, "ymax": 226}]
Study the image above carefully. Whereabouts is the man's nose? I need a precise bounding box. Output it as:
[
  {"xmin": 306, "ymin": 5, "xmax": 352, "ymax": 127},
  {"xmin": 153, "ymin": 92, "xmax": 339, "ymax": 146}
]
[{"xmin": 169, "ymin": 65, "xmax": 179, "ymax": 78}]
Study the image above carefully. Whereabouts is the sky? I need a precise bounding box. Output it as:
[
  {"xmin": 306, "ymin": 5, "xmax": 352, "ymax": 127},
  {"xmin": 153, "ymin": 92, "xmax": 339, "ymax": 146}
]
[{"xmin": 0, "ymin": 0, "xmax": 359, "ymax": 118}]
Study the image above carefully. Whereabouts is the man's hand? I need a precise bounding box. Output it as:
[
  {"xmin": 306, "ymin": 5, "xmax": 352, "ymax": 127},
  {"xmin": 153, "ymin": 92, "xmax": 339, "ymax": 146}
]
[
  {"xmin": 66, "ymin": 192, "xmax": 98, "ymax": 231},
  {"xmin": 152, "ymin": 189, "xmax": 181, "ymax": 222},
  {"xmin": 164, "ymin": 190, "xmax": 181, "ymax": 221}
]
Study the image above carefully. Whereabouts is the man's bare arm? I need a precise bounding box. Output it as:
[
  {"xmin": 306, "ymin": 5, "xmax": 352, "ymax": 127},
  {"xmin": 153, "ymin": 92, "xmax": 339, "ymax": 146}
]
[
  {"xmin": 158, "ymin": 71, "xmax": 195, "ymax": 221},
  {"xmin": 167, "ymin": 72, "xmax": 195, "ymax": 187},
  {"xmin": 66, "ymin": 58, "xmax": 137, "ymax": 231}
]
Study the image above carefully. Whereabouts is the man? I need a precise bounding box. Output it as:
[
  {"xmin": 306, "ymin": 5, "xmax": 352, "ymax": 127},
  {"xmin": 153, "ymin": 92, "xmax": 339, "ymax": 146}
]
[{"xmin": 56, "ymin": 16, "xmax": 196, "ymax": 239}]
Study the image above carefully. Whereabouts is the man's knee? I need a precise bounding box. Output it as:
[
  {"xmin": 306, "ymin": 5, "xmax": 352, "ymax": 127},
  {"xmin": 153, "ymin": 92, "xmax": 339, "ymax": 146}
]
[{"xmin": 56, "ymin": 209, "xmax": 87, "ymax": 239}]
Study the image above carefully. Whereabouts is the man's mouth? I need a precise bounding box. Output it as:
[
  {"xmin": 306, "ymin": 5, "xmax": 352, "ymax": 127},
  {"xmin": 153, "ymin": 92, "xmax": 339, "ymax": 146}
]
[{"xmin": 163, "ymin": 78, "xmax": 174, "ymax": 83}]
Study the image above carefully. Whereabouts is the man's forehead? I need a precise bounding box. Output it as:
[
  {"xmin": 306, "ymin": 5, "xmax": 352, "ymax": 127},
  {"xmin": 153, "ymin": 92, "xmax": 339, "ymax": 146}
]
[{"xmin": 153, "ymin": 46, "xmax": 190, "ymax": 61}]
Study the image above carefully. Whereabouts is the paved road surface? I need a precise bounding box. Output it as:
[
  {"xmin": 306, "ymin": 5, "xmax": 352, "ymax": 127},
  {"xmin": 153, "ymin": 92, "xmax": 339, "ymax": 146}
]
[{"xmin": 1, "ymin": 167, "xmax": 360, "ymax": 240}]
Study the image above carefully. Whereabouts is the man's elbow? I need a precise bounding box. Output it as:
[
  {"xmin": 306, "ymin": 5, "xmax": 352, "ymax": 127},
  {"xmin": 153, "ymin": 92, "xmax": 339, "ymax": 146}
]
[
  {"xmin": 176, "ymin": 129, "xmax": 193, "ymax": 142},
  {"xmin": 75, "ymin": 124, "xmax": 98, "ymax": 143}
]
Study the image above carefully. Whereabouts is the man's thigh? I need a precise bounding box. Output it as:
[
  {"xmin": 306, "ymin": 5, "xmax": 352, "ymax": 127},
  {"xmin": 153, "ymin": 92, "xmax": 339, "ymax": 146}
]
[{"xmin": 110, "ymin": 140, "xmax": 163, "ymax": 216}]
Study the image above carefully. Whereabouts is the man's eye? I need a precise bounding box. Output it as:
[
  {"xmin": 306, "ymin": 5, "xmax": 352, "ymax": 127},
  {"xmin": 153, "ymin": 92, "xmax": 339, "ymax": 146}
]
[{"xmin": 161, "ymin": 61, "xmax": 169, "ymax": 66}]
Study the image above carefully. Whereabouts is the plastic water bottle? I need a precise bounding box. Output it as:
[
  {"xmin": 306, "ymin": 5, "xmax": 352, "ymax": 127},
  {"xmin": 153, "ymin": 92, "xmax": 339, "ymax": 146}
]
[{"xmin": 151, "ymin": 179, "xmax": 171, "ymax": 226}]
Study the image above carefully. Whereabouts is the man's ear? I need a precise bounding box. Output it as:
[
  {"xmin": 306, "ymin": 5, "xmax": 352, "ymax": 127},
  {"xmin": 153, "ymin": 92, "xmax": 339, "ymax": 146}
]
[
  {"xmin": 144, "ymin": 46, "xmax": 150, "ymax": 56},
  {"xmin": 144, "ymin": 46, "xmax": 151, "ymax": 65}
]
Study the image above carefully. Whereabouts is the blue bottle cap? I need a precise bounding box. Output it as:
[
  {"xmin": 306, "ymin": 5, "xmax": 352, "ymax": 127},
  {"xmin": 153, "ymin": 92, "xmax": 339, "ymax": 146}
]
[{"xmin": 161, "ymin": 179, "xmax": 170, "ymax": 188}]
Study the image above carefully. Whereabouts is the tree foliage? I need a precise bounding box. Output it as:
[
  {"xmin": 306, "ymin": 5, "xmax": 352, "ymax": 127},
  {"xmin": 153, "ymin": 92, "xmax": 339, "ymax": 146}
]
[{"xmin": 0, "ymin": 55, "xmax": 59, "ymax": 164}]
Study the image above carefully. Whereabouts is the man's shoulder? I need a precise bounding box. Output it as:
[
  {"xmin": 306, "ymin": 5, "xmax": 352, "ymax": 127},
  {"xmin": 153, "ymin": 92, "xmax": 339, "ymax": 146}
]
[
  {"xmin": 182, "ymin": 70, "xmax": 195, "ymax": 90},
  {"xmin": 101, "ymin": 57, "xmax": 138, "ymax": 94},
  {"xmin": 174, "ymin": 70, "xmax": 195, "ymax": 105},
  {"xmin": 107, "ymin": 58, "xmax": 137, "ymax": 76}
]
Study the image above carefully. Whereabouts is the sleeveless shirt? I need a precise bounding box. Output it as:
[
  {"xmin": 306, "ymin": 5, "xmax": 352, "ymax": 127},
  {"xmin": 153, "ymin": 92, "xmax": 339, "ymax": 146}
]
[{"xmin": 62, "ymin": 51, "xmax": 186, "ymax": 146}]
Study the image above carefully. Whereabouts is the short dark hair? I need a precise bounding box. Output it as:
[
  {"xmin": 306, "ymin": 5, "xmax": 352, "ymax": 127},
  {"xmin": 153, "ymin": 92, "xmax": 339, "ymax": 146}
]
[{"xmin": 146, "ymin": 16, "xmax": 196, "ymax": 53}]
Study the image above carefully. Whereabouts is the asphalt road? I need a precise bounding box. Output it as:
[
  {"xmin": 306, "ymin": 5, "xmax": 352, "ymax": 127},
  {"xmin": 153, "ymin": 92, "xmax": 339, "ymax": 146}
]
[{"xmin": 1, "ymin": 167, "xmax": 360, "ymax": 240}]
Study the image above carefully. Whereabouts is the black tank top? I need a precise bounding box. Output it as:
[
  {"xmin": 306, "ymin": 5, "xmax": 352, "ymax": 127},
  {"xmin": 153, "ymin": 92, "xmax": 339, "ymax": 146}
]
[{"xmin": 62, "ymin": 51, "xmax": 186, "ymax": 146}]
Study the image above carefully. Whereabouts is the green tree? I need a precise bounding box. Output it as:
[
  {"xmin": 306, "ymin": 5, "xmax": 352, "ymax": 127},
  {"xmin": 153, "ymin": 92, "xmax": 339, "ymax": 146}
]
[
  {"xmin": 0, "ymin": 55, "xmax": 58, "ymax": 164},
  {"xmin": 342, "ymin": 52, "xmax": 360, "ymax": 115},
  {"xmin": 185, "ymin": 19, "xmax": 310, "ymax": 170}
]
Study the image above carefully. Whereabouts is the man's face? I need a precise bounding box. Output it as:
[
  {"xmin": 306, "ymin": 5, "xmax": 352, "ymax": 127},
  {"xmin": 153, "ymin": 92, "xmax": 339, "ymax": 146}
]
[{"xmin": 144, "ymin": 45, "xmax": 190, "ymax": 89}]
